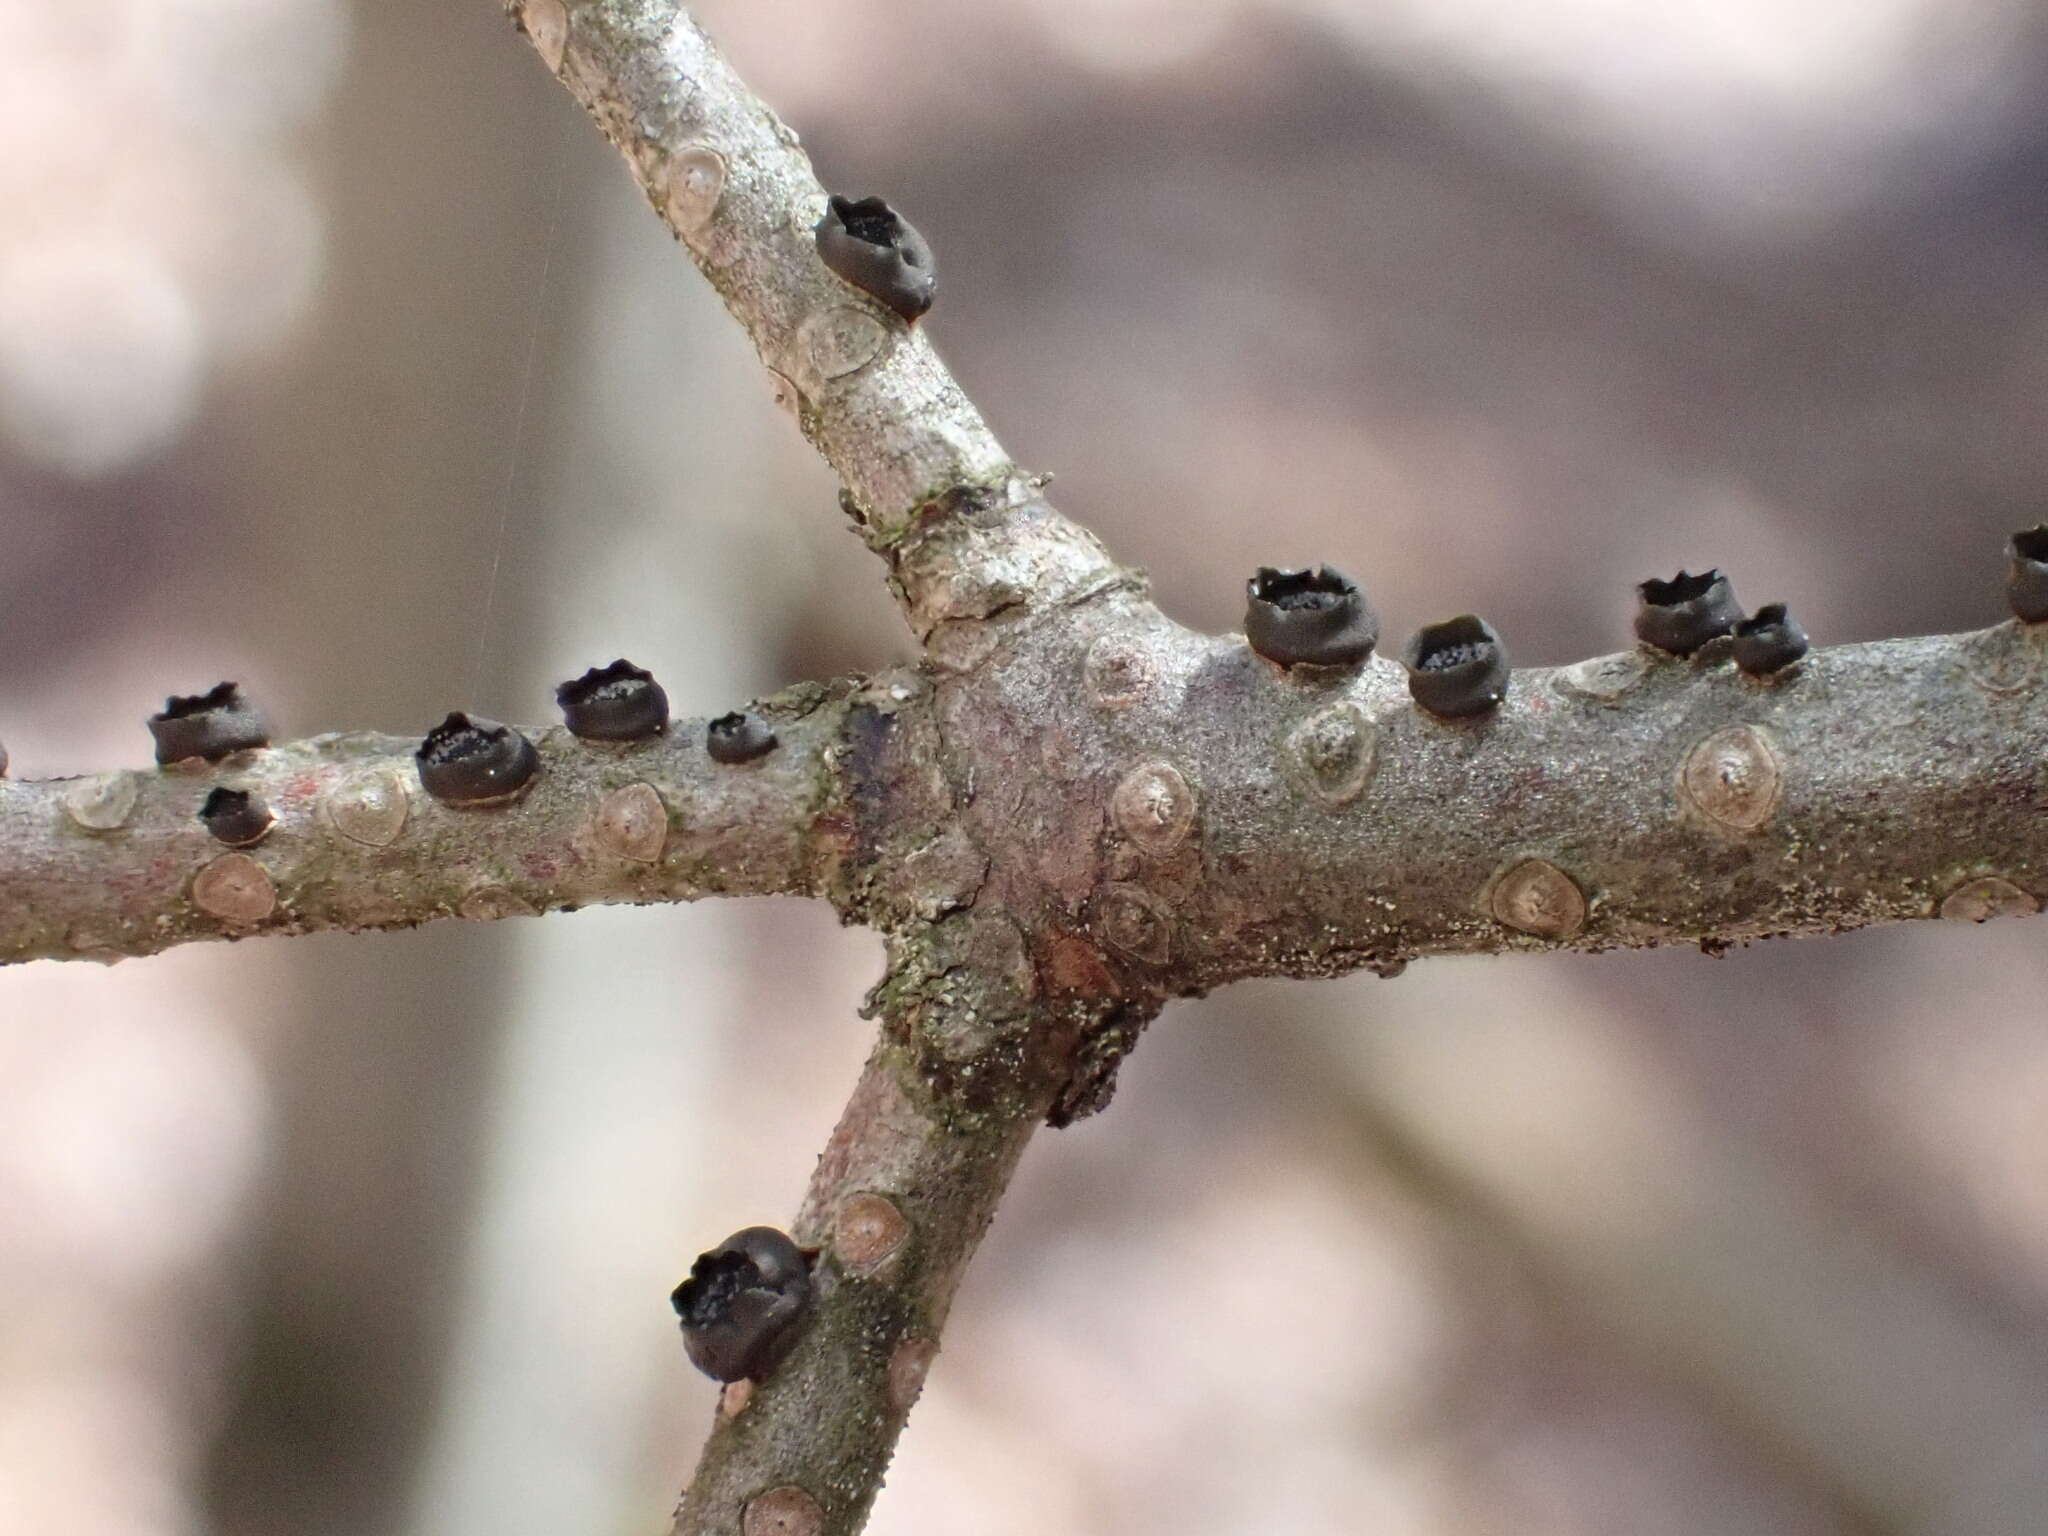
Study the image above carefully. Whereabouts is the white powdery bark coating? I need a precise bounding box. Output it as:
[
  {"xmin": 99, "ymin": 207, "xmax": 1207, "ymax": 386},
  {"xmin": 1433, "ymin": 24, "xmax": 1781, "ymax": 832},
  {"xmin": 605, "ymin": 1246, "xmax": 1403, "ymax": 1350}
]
[
  {"xmin": 0, "ymin": 708, "xmax": 839, "ymax": 964},
  {"xmin": 521, "ymin": 0, "xmax": 1012, "ymax": 539}
]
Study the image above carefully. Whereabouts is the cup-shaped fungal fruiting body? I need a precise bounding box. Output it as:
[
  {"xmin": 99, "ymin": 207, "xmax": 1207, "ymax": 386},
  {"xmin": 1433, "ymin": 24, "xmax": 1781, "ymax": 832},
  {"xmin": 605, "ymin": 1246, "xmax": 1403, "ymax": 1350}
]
[
  {"xmin": 1403, "ymin": 615, "xmax": 1509, "ymax": 719},
  {"xmin": 2008, "ymin": 526, "xmax": 2048, "ymax": 624},
  {"xmin": 672, "ymin": 1226, "xmax": 814, "ymax": 1383},
  {"xmin": 198, "ymin": 787, "xmax": 275, "ymax": 846},
  {"xmin": 1243, "ymin": 565, "xmax": 1379, "ymax": 670},
  {"xmin": 815, "ymin": 195, "xmax": 935, "ymax": 323},
  {"xmin": 706, "ymin": 711, "xmax": 777, "ymax": 765},
  {"xmin": 1634, "ymin": 570, "xmax": 1741, "ymax": 656},
  {"xmin": 149, "ymin": 682, "xmax": 270, "ymax": 764},
  {"xmin": 1732, "ymin": 603, "xmax": 1810, "ymax": 677},
  {"xmin": 556, "ymin": 658, "xmax": 669, "ymax": 741},
  {"xmin": 415, "ymin": 713, "xmax": 540, "ymax": 806}
]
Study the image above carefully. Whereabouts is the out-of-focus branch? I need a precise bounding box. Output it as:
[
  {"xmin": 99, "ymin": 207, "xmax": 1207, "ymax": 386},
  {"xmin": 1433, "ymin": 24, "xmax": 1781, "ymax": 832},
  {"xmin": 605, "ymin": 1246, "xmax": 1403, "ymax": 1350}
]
[
  {"xmin": 0, "ymin": 684, "xmax": 861, "ymax": 965},
  {"xmin": 673, "ymin": 1034, "xmax": 1051, "ymax": 1536},
  {"xmin": 1324, "ymin": 997, "xmax": 2048, "ymax": 1536},
  {"xmin": 508, "ymin": 0, "xmax": 1130, "ymax": 645}
]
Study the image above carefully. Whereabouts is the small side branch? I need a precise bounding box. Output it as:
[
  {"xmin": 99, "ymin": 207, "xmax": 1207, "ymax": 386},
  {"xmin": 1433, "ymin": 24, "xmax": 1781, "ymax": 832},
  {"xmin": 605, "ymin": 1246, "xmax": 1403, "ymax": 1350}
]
[
  {"xmin": 0, "ymin": 694, "xmax": 851, "ymax": 965},
  {"xmin": 520, "ymin": 0, "xmax": 1007, "ymax": 541},
  {"xmin": 511, "ymin": 1, "xmax": 1130, "ymax": 645},
  {"xmin": 673, "ymin": 1037, "xmax": 1049, "ymax": 1536}
]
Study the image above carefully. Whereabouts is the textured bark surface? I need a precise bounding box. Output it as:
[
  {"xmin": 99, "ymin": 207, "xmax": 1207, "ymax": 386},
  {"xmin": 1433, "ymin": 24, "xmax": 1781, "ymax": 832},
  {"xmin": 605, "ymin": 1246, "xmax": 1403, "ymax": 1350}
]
[
  {"xmin": 2, "ymin": 3, "xmax": 2044, "ymax": 1533},
  {"xmin": 539, "ymin": 0, "xmax": 1012, "ymax": 544},
  {"xmin": 672, "ymin": 1043, "xmax": 1048, "ymax": 1536},
  {"xmin": 964, "ymin": 612, "xmax": 2048, "ymax": 993},
  {"xmin": 0, "ymin": 684, "xmax": 868, "ymax": 962}
]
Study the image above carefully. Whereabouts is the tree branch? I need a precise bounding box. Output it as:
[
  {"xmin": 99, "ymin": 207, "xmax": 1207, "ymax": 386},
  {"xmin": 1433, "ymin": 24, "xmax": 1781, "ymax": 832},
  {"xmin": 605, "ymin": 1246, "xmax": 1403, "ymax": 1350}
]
[
  {"xmin": 6, "ymin": 1, "xmax": 2031, "ymax": 1530},
  {"xmin": 504, "ymin": 0, "xmax": 2045, "ymax": 1008},
  {"xmin": 514, "ymin": 0, "xmax": 1000, "ymax": 539},
  {"xmin": 0, "ymin": 683, "xmax": 861, "ymax": 964},
  {"xmin": 670, "ymin": 1033, "xmax": 1049, "ymax": 1536},
  {"xmin": 510, "ymin": 0, "xmax": 1131, "ymax": 649},
  {"xmin": 950, "ymin": 604, "xmax": 2048, "ymax": 1000}
]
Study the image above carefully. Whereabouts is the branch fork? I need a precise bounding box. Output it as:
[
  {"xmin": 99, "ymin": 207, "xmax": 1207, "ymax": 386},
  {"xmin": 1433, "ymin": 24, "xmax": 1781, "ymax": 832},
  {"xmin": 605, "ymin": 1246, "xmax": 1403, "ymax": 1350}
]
[{"xmin": 1, "ymin": 4, "xmax": 2042, "ymax": 1532}]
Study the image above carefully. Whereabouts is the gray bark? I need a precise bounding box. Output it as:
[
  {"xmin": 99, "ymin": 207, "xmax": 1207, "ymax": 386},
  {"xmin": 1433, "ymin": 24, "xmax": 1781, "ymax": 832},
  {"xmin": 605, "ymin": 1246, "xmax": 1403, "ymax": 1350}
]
[
  {"xmin": 1, "ymin": 2, "xmax": 2042, "ymax": 1532},
  {"xmin": 0, "ymin": 691, "xmax": 856, "ymax": 962}
]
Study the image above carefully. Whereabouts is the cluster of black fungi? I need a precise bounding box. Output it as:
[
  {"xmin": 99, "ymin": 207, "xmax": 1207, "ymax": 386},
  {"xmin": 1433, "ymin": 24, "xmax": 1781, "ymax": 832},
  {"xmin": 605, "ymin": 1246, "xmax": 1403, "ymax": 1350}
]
[
  {"xmin": 84, "ymin": 518, "xmax": 2048, "ymax": 1393},
  {"xmin": 1241, "ymin": 527, "xmax": 2048, "ymax": 719},
  {"xmin": 119, "ymin": 660, "xmax": 778, "ymax": 835},
  {"xmin": 61, "ymin": 525, "xmax": 2040, "ymax": 839}
]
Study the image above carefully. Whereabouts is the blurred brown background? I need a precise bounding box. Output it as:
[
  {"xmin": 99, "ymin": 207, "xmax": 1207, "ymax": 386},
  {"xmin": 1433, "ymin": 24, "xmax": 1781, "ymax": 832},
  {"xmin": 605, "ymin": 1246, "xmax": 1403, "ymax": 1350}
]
[{"xmin": 4, "ymin": 2, "xmax": 2048, "ymax": 1532}]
